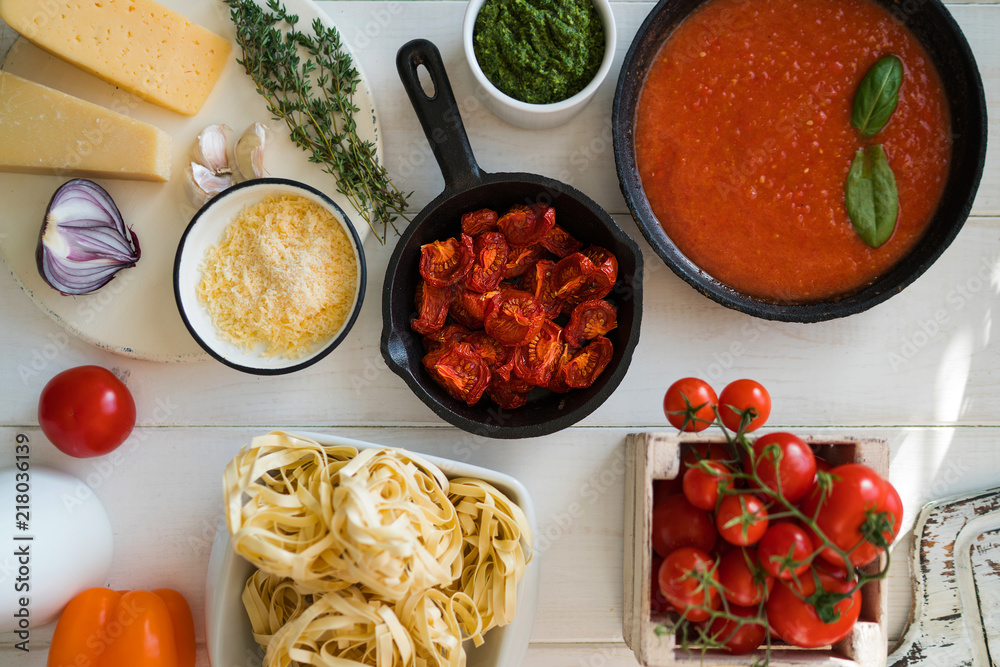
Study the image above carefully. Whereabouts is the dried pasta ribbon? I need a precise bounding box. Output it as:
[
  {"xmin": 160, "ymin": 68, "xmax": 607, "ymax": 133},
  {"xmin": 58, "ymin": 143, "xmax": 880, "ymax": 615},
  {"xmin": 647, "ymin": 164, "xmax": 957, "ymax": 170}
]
[{"xmin": 242, "ymin": 570, "xmax": 314, "ymax": 649}]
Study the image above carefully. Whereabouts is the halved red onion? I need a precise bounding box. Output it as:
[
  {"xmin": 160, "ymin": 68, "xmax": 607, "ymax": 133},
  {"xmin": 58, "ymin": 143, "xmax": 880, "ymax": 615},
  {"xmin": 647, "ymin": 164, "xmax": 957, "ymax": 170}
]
[{"xmin": 36, "ymin": 179, "xmax": 141, "ymax": 295}]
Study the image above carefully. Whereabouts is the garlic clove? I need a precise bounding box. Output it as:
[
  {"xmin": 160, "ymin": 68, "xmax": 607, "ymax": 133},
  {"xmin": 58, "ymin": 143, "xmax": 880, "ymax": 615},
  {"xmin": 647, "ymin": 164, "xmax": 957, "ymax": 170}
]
[
  {"xmin": 234, "ymin": 122, "xmax": 270, "ymax": 182},
  {"xmin": 192, "ymin": 124, "xmax": 232, "ymax": 175},
  {"xmin": 185, "ymin": 162, "xmax": 234, "ymax": 208}
]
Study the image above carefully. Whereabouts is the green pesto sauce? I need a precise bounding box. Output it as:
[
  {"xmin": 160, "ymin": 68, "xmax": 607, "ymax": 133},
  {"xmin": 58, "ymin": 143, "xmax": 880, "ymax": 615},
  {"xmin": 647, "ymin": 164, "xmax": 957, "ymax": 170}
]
[{"xmin": 473, "ymin": 0, "xmax": 605, "ymax": 105}]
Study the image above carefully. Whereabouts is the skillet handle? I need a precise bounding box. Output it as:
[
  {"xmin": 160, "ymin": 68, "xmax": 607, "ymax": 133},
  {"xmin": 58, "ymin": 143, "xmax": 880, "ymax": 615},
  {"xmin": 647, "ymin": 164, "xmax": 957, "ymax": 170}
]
[{"xmin": 397, "ymin": 39, "xmax": 483, "ymax": 193}]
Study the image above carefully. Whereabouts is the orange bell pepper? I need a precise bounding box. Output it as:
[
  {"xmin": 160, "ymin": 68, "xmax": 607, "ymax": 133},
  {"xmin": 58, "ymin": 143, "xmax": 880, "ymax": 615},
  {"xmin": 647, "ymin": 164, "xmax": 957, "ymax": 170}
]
[{"xmin": 47, "ymin": 588, "xmax": 195, "ymax": 667}]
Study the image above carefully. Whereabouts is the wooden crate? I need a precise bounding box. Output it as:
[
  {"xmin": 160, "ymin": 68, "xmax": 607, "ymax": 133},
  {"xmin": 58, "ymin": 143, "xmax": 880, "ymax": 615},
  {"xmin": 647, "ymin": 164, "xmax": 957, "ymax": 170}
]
[{"xmin": 623, "ymin": 433, "xmax": 889, "ymax": 667}]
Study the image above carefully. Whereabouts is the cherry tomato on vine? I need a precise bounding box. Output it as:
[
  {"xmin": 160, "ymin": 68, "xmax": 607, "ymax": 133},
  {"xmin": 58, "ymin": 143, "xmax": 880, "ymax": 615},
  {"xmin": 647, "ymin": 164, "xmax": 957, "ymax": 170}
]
[
  {"xmin": 652, "ymin": 494, "xmax": 717, "ymax": 557},
  {"xmin": 765, "ymin": 566, "xmax": 862, "ymax": 648},
  {"xmin": 757, "ymin": 523, "xmax": 814, "ymax": 580},
  {"xmin": 716, "ymin": 494, "xmax": 769, "ymax": 546},
  {"xmin": 706, "ymin": 604, "xmax": 767, "ymax": 655},
  {"xmin": 650, "ymin": 554, "xmax": 673, "ymax": 614},
  {"xmin": 663, "ymin": 378, "xmax": 718, "ymax": 433},
  {"xmin": 657, "ymin": 547, "xmax": 719, "ymax": 622},
  {"xmin": 683, "ymin": 460, "xmax": 732, "ymax": 511},
  {"xmin": 38, "ymin": 366, "xmax": 136, "ymax": 458},
  {"xmin": 800, "ymin": 463, "xmax": 902, "ymax": 568},
  {"xmin": 718, "ymin": 379, "xmax": 771, "ymax": 433},
  {"xmin": 716, "ymin": 548, "xmax": 772, "ymax": 607},
  {"xmin": 746, "ymin": 432, "xmax": 816, "ymax": 503}
]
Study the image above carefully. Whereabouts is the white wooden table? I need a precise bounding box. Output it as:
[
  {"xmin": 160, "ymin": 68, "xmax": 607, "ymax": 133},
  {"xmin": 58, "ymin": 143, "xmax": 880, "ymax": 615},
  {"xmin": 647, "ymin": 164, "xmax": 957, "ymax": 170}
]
[{"xmin": 1, "ymin": 1, "xmax": 999, "ymax": 665}]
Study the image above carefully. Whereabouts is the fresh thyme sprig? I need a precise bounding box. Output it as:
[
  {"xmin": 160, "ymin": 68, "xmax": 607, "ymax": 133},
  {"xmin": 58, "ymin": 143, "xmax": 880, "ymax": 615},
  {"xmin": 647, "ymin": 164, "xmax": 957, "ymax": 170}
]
[{"xmin": 225, "ymin": 0, "xmax": 411, "ymax": 244}]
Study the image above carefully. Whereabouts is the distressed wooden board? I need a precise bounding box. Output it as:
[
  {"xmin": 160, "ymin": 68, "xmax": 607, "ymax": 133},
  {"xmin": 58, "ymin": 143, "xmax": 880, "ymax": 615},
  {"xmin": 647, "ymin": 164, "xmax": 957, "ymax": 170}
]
[
  {"xmin": 623, "ymin": 433, "xmax": 889, "ymax": 667},
  {"xmin": 889, "ymin": 488, "xmax": 1000, "ymax": 667}
]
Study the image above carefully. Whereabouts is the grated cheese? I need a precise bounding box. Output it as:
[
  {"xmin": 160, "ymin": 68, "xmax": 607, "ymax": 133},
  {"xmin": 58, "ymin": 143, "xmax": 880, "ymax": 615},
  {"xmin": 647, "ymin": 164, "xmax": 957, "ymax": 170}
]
[{"xmin": 198, "ymin": 195, "xmax": 359, "ymax": 358}]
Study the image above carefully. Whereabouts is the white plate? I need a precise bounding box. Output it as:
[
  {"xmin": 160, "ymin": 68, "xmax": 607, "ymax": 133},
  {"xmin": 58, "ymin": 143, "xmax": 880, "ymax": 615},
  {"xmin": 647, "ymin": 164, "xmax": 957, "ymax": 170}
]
[
  {"xmin": 0, "ymin": 0, "xmax": 379, "ymax": 361},
  {"xmin": 205, "ymin": 431, "xmax": 541, "ymax": 667}
]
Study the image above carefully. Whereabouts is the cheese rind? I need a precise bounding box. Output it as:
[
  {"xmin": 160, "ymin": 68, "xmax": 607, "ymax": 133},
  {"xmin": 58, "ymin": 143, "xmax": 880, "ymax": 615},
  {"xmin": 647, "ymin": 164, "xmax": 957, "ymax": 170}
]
[
  {"xmin": 0, "ymin": 0, "xmax": 231, "ymax": 116},
  {"xmin": 0, "ymin": 71, "xmax": 172, "ymax": 182}
]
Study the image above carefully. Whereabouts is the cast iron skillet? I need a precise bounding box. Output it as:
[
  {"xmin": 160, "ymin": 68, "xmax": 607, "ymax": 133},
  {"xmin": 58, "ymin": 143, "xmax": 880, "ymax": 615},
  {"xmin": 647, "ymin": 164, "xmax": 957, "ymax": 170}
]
[
  {"xmin": 613, "ymin": 0, "xmax": 988, "ymax": 323},
  {"xmin": 381, "ymin": 39, "xmax": 644, "ymax": 439}
]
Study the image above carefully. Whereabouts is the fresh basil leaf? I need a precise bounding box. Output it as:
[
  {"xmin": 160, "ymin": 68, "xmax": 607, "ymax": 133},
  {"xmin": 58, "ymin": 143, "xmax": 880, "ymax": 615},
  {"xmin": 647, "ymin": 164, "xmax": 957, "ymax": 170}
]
[
  {"xmin": 868, "ymin": 144, "xmax": 899, "ymax": 247},
  {"xmin": 846, "ymin": 149, "xmax": 876, "ymax": 244},
  {"xmin": 845, "ymin": 146, "xmax": 899, "ymax": 248},
  {"xmin": 851, "ymin": 55, "xmax": 903, "ymax": 137}
]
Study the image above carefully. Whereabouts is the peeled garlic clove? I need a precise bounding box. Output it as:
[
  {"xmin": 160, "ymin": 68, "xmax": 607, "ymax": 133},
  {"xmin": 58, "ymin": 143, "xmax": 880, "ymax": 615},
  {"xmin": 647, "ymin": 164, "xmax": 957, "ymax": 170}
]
[
  {"xmin": 192, "ymin": 124, "xmax": 232, "ymax": 175},
  {"xmin": 185, "ymin": 162, "xmax": 233, "ymax": 208},
  {"xmin": 234, "ymin": 123, "xmax": 269, "ymax": 182}
]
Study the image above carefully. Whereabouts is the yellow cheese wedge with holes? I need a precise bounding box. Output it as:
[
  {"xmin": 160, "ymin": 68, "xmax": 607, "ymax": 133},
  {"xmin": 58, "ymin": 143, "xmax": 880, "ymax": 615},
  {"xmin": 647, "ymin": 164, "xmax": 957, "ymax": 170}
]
[
  {"xmin": 0, "ymin": 0, "xmax": 231, "ymax": 116},
  {"xmin": 0, "ymin": 71, "xmax": 171, "ymax": 182}
]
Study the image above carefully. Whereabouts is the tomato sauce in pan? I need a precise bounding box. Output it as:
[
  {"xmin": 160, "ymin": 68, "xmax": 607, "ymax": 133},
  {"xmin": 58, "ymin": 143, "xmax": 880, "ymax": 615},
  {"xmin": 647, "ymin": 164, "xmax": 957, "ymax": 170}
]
[{"xmin": 634, "ymin": 0, "xmax": 951, "ymax": 302}]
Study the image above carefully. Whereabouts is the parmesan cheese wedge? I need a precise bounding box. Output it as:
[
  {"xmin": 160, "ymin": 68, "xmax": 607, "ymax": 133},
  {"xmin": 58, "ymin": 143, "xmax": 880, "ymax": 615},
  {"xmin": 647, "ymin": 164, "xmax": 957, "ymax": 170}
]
[
  {"xmin": 0, "ymin": 71, "xmax": 171, "ymax": 182},
  {"xmin": 0, "ymin": 0, "xmax": 231, "ymax": 116}
]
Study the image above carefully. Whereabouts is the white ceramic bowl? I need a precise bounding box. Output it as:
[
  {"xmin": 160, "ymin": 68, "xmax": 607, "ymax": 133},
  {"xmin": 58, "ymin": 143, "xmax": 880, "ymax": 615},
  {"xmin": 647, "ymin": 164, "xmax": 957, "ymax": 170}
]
[
  {"xmin": 173, "ymin": 179, "xmax": 367, "ymax": 375},
  {"xmin": 463, "ymin": 0, "xmax": 617, "ymax": 129},
  {"xmin": 205, "ymin": 431, "xmax": 540, "ymax": 667}
]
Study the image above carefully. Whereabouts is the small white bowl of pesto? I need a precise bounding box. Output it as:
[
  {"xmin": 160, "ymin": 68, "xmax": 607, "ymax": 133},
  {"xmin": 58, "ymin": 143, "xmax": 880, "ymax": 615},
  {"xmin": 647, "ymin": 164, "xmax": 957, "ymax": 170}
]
[{"xmin": 463, "ymin": 0, "xmax": 616, "ymax": 130}]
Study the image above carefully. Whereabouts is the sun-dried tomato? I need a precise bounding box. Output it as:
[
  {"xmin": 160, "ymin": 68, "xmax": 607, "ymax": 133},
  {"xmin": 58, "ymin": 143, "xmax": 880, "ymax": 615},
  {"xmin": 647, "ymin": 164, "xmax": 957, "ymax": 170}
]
[
  {"xmin": 462, "ymin": 232, "xmax": 509, "ymax": 293},
  {"xmin": 449, "ymin": 289, "xmax": 496, "ymax": 330},
  {"xmin": 423, "ymin": 341, "xmax": 490, "ymax": 406},
  {"xmin": 411, "ymin": 281, "xmax": 453, "ymax": 335},
  {"xmin": 497, "ymin": 204, "xmax": 556, "ymax": 247},
  {"xmin": 486, "ymin": 380, "xmax": 529, "ymax": 410},
  {"xmin": 514, "ymin": 321, "xmax": 564, "ymax": 386},
  {"xmin": 419, "ymin": 234, "xmax": 475, "ymax": 287},
  {"xmin": 422, "ymin": 324, "xmax": 470, "ymax": 353},
  {"xmin": 541, "ymin": 224, "xmax": 583, "ymax": 258},
  {"xmin": 560, "ymin": 336, "xmax": 613, "ymax": 389},
  {"xmin": 553, "ymin": 251, "xmax": 615, "ymax": 310},
  {"xmin": 520, "ymin": 259, "xmax": 562, "ymax": 319},
  {"xmin": 547, "ymin": 343, "xmax": 579, "ymax": 394},
  {"xmin": 465, "ymin": 331, "xmax": 515, "ymax": 382},
  {"xmin": 483, "ymin": 289, "xmax": 545, "ymax": 347},
  {"xmin": 565, "ymin": 300, "xmax": 618, "ymax": 347},
  {"xmin": 502, "ymin": 244, "xmax": 547, "ymax": 280},
  {"xmin": 582, "ymin": 246, "xmax": 619, "ymax": 291},
  {"xmin": 461, "ymin": 208, "xmax": 499, "ymax": 236}
]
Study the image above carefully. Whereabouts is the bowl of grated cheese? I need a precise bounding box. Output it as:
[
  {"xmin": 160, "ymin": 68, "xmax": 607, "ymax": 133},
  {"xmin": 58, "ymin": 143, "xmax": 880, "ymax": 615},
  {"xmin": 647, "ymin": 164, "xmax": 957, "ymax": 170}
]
[{"xmin": 173, "ymin": 179, "xmax": 367, "ymax": 374}]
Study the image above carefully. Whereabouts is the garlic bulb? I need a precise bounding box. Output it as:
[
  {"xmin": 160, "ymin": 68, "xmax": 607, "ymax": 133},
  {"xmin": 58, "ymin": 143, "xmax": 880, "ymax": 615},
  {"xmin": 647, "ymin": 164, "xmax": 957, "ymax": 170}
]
[
  {"xmin": 185, "ymin": 163, "xmax": 234, "ymax": 209},
  {"xmin": 234, "ymin": 122, "xmax": 270, "ymax": 182},
  {"xmin": 192, "ymin": 124, "xmax": 232, "ymax": 176}
]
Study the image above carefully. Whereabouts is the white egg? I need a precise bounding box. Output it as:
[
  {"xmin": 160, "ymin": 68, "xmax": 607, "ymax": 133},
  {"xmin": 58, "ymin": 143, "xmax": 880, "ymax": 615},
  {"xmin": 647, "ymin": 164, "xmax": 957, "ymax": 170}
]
[{"xmin": 0, "ymin": 467, "xmax": 114, "ymax": 632}]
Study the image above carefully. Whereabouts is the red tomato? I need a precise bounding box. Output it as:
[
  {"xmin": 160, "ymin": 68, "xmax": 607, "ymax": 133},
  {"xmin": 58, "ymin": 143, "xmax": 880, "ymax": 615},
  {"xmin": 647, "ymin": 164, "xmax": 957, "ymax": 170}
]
[
  {"xmin": 716, "ymin": 494, "xmax": 769, "ymax": 546},
  {"xmin": 663, "ymin": 378, "xmax": 718, "ymax": 432},
  {"xmin": 419, "ymin": 235, "xmax": 474, "ymax": 287},
  {"xmin": 540, "ymin": 224, "xmax": 583, "ymax": 258},
  {"xmin": 718, "ymin": 379, "xmax": 771, "ymax": 433},
  {"xmin": 757, "ymin": 523, "xmax": 814, "ymax": 580},
  {"xmin": 564, "ymin": 300, "xmax": 617, "ymax": 347},
  {"xmin": 652, "ymin": 494, "xmax": 717, "ymax": 557},
  {"xmin": 683, "ymin": 460, "xmax": 732, "ymax": 511},
  {"xmin": 747, "ymin": 432, "xmax": 816, "ymax": 503},
  {"xmin": 422, "ymin": 342, "xmax": 490, "ymax": 406},
  {"xmin": 38, "ymin": 366, "xmax": 136, "ymax": 458},
  {"xmin": 716, "ymin": 548, "xmax": 772, "ymax": 607},
  {"xmin": 483, "ymin": 290, "xmax": 545, "ymax": 346},
  {"xmin": 461, "ymin": 208, "xmax": 499, "ymax": 236},
  {"xmin": 657, "ymin": 548, "xmax": 719, "ymax": 622},
  {"xmin": 800, "ymin": 464, "xmax": 902, "ymax": 568},
  {"xmin": 706, "ymin": 604, "xmax": 767, "ymax": 654},
  {"xmin": 650, "ymin": 554, "xmax": 673, "ymax": 614},
  {"xmin": 766, "ymin": 567, "xmax": 862, "ymax": 648}
]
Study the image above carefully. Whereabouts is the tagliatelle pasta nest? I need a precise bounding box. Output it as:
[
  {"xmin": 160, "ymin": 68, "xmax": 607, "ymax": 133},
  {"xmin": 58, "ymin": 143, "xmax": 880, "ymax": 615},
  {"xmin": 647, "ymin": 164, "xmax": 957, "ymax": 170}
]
[{"xmin": 224, "ymin": 432, "xmax": 532, "ymax": 667}]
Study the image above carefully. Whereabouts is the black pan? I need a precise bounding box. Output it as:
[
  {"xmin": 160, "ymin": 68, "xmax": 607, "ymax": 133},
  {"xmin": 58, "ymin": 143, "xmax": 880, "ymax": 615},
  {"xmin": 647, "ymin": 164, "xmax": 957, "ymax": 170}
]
[
  {"xmin": 613, "ymin": 0, "xmax": 987, "ymax": 323},
  {"xmin": 381, "ymin": 39, "xmax": 644, "ymax": 439}
]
